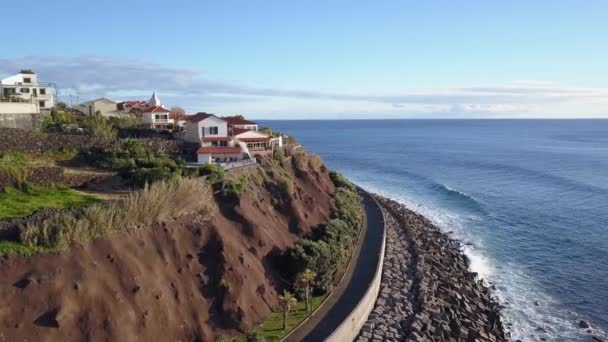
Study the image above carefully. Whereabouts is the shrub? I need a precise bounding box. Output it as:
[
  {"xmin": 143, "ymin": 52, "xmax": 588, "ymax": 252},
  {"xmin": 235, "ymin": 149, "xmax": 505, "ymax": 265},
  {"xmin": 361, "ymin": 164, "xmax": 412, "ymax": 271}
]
[
  {"xmin": 272, "ymin": 147, "xmax": 285, "ymax": 161},
  {"xmin": 220, "ymin": 174, "xmax": 249, "ymax": 203},
  {"xmin": 181, "ymin": 167, "xmax": 200, "ymax": 178},
  {"xmin": 308, "ymin": 154, "xmax": 323, "ymax": 170},
  {"xmin": 329, "ymin": 171, "xmax": 356, "ymax": 191},
  {"xmin": 279, "ymin": 171, "xmax": 364, "ymax": 295},
  {"xmin": 201, "ymin": 164, "xmax": 225, "ymax": 187},
  {"xmin": 334, "ymin": 187, "xmax": 364, "ymax": 230},
  {"xmin": 87, "ymin": 139, "xmax": 183, "ymax": 186},
  {"xmin": 293, "ymin": 151, "xmax": 310, "ymax": 170},
  {"xmin": 83, "ymin": 115, "xmax": 117, "ymax": 140},
  {"xmin": 246, "ymin": 328, "xmax": 266, "ymax": 342},
  {"xmin": 20, "ymin": 178, "xmax": 215, "ymax": 250},
  {"xmin": 288, "ymin": 239, "xmax": 336, "ymax": 294}
]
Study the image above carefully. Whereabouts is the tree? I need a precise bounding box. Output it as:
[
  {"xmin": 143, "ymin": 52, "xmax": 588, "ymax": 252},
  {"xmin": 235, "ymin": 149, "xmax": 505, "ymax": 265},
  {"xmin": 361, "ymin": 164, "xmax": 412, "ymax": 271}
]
[
  {"xmin": 278, "ymin": 290, "xmax": 297, "ymax": 331},
  {"xmin": 55, "ymin": 102, "xmax": 69, "ymax": 110},
  {"xmin": 170, "ymin": 106, "xmax": 186, "ymax": 116},
  {"xmin": 296, "ymin": 269, "xmax": 316, "ymax": 313}
]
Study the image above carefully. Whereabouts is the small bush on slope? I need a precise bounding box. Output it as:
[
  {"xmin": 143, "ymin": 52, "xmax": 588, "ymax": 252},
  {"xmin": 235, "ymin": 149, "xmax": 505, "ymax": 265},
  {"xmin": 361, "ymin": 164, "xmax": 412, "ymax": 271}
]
[
  {"xmin": 20, "ymin": 177, "xmax": 215, "ymax": 250},
  {"xmin": 84, "ymin": 139, "xmax": 184, "ymax": 186}
]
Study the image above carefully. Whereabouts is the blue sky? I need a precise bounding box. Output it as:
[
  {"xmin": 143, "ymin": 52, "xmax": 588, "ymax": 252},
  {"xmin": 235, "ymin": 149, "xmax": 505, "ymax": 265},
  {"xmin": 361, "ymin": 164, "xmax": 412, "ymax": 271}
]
[{"xmin": 2, "ymin": 0, "xmax": 607, "ymax": 118}]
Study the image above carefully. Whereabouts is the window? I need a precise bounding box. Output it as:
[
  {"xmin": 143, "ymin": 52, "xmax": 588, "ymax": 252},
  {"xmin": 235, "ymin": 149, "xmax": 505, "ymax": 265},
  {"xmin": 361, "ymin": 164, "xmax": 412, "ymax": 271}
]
[
  {"xmin": 212, "ymin": 140, "xmax": 228, "ymax": 147},
  {"xmin": 209, "ymin": 126, "xmax": 219, "ymax": 135},
  {"xmin": 23, "ymin": 78, "xmax": 31, "ymax": 83},
  {"xmin": 154, "ymin": 114, "xmax": 167, "ymax": 120},
  {"xmin": 20, "ymin": 88, "xmax": 30, "ymax": 93},
  {"xmin": 39, "ymin": 88, "xmax": 46, "ymax": 95},
  {"xmin": 39, "ymin": 100, "xmax": 46, "ymax": 108}
]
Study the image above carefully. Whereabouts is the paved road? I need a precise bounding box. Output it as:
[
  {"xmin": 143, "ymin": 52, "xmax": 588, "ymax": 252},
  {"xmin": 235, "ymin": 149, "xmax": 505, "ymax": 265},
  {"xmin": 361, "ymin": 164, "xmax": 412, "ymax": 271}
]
[{"xmin": 285, "ymin": 190, "xmax": 385, "ymax": 342}]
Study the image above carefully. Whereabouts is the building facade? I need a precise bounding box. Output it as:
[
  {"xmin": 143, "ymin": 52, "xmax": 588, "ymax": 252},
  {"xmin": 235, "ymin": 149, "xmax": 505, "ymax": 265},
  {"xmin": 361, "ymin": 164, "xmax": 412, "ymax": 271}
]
[
  {"xmin": 0, "ymin": 70, "xmax": 55, "ymax": 112},
  {"xmin": 142, "ymin": 106, "xmax": 173, "ymax": 129},
  {"xmin": 72, "ymin": 98, "xmax": 127, "ymax": 117},
  {"xmin": 0, "ymin": 102, "xmax": 41, "ymax": 130}
]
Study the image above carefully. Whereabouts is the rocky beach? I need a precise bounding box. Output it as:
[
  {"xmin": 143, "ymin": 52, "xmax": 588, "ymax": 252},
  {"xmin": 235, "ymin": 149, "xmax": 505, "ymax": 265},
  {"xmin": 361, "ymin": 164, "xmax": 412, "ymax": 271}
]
[{"xmin": 357, "ymin": 195, "xmax": 507, "ymax": 342}]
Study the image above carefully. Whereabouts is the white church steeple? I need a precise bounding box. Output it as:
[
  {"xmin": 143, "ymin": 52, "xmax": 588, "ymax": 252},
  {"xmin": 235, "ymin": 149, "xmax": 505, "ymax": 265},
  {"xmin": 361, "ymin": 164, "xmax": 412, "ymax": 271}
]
[{"xmin": 148, "ymin": 91, "xmax": 161, "ymax": 107}]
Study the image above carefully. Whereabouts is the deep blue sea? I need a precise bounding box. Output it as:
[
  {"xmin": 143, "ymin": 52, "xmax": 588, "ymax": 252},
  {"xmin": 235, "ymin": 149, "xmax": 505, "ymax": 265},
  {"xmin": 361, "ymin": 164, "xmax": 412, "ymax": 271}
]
[{"xmin": 261, "ymin": 119, "xmax": 608, "ymax": 341}]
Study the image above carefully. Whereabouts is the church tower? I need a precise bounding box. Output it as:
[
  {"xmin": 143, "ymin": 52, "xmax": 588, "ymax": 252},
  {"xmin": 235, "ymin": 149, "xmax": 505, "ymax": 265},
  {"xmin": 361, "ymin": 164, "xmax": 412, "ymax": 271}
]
[{"xmin": 148, "ymin": 91, "xmax": 161, "ymax": 107}]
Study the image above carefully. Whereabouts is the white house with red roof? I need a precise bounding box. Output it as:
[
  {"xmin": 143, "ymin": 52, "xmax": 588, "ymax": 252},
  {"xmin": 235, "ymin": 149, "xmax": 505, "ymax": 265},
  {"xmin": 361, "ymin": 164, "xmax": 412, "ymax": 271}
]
[
  {"xmin": 223, "ymin": 116, "xmax": 259, "ymax": 132},
  {"xmin": 183, "ymin": 113, "xmax": 280, "ymax": 165},
  {"xmin": 142, "ymin": 105, "xmax": 172, "ymax": 129}
]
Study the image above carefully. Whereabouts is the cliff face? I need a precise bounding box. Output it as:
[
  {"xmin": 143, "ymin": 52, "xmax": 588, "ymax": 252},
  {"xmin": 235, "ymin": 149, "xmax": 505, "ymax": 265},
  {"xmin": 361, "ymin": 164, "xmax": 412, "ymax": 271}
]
[{"xmin": 0, "ymin": 157, "xmax": 335, "ymax": 341}]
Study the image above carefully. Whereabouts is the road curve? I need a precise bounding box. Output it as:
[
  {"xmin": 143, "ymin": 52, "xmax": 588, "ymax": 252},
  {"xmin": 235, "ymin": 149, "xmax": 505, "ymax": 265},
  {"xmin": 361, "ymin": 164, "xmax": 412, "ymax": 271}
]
[{"xmin": 285, "ymin": 189, "xmax": 385, "ymax": 342}]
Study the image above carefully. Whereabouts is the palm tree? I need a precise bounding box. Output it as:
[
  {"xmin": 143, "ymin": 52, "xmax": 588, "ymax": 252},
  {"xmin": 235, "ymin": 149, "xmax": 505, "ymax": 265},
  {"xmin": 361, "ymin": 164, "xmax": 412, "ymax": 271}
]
[
  {"xmin": 296, "ymin": 269, "xmax": 317, "ymax": 313},
  {"xmin": 278, "ymin": 290, "xmax": 298, "ymax": 331}
]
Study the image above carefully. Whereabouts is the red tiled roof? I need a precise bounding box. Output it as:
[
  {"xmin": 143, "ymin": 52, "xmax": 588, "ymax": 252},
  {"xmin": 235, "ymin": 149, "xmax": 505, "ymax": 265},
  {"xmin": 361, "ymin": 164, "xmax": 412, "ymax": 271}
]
[
  {"xmin": 197, "ymin": 147, "xmax": 242, "ymax": 154},
  {"xmin": 187, "ymin": 112, "xmax": 215, "ymax": 122},
  {"xmin": 223, "ymin": 116, "xmax": 257, "ymax": 125},
  {"xmin": 231, "ymin": 128, "xmax": 249, "ymax": 136},
  {"xmin": 143, "ymin": 106, "xmax": 170, "ymax": 113},
  {"xmin": 239, "ymin": 137, "xmax": 270, "ymax": 142},
  {"xmin": 202, "ymin": 136, "xmax": 232, "ymax": 142}
]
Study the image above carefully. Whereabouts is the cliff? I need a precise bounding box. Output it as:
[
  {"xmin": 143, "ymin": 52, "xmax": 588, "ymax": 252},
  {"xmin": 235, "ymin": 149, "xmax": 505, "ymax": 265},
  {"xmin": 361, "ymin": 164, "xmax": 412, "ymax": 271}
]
[{"xmin": 0, "ymin": 155, "xmax": 335, "ymax": 341}]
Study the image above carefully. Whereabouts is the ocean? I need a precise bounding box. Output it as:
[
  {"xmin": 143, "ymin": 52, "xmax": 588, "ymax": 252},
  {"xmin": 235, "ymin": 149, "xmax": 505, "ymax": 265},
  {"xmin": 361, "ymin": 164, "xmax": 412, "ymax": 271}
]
[{"xmin": 260, "ymin": 119, "xmax": 608, "ymax": 341}]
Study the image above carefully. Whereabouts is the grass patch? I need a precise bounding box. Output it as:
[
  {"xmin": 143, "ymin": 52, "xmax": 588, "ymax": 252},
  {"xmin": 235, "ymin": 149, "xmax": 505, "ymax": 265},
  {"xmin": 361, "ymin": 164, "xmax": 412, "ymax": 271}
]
[
  {"xmin": 0, "ymin": 186, "xmax": 100, "ymax": 220},
  {"xmin": 227, "ymin": 295, "xmax": 327, "ymax": 342},
  {"xmin": 19, "ymin": 177, "xmax": 215, "ymax": 251},
  {"xmin": 0, "ymin": 240, "xmax": 56, "ymax": 256}
]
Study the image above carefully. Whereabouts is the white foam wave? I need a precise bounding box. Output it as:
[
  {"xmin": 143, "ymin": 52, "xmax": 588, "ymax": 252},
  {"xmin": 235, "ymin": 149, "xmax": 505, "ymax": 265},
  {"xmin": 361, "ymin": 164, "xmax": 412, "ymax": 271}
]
[{"xmin": 354, "ymin": 179, "xmax": 607, "ymax": 342}]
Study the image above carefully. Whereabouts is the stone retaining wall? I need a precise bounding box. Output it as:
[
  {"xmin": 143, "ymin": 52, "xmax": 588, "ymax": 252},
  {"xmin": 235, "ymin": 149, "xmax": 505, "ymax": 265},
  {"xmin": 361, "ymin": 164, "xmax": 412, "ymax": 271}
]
[
  {"xmin": 325, "ymin": 194, "xmax": 387, "ymax": 342},
  {"xmin": 0, "ymin": 128, "xmax": 192, "ymax": 156},
  {"xmin": 0, "ymin": 167, "xmax": 109, "ymax": 190}
]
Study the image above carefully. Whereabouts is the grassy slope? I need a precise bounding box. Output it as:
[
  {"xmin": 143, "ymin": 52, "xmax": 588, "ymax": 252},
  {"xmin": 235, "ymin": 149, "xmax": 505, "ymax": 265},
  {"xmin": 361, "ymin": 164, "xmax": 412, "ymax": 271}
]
[
  {"xmin": 0, "ymin": 186, "xmax": 99, "ymax": 220},
  {"xmin": 229, "ymin": 295, "xmax": 327, "ymax": 342},
  {"xmin": 0, "ymin": 241, "xmax": 56, "ymax": 256}
]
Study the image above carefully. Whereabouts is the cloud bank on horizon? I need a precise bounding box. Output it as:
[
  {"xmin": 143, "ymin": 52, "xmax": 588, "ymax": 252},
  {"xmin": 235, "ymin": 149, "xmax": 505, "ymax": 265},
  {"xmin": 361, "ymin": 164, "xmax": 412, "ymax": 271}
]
[{"xmin": 2, "ymin": 56, "xmax": 607, "ymax": 119}]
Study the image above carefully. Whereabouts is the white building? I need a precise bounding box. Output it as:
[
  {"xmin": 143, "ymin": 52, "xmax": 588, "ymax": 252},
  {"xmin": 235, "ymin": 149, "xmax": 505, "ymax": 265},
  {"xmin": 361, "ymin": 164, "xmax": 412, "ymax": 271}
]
[
  {"xmin": 0, "ymin": 70, "xmax": 55, "ymax": 111},
  {"xmin": 184, "ymin": 113, "xmax": 277, "ymax": 165},
  {"xmin": 142, "ymin": 106, "xmax": 172, "ymax": 129}
]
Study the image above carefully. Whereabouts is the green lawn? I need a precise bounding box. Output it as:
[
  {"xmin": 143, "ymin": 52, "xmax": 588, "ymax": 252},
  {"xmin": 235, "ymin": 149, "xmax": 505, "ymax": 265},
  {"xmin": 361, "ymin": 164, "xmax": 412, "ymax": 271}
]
[
  {"xmin": 226, "ymin": 295, "xmax": 327, "ymax": 342},
  {"xmin": 0, "ymin": 186, "xmax": 99, "ymax": 220}
]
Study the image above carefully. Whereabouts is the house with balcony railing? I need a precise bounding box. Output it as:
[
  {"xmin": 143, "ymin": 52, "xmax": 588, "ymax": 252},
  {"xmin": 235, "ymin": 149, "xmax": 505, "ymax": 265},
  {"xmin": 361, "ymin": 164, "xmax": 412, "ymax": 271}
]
[
  {"xmin": 0, "ymin": 69, "xmax": 55, "ymax": 112},
  {"xmin": 143, "ymin": 106, "xmax": 173, "ymax": 129}
]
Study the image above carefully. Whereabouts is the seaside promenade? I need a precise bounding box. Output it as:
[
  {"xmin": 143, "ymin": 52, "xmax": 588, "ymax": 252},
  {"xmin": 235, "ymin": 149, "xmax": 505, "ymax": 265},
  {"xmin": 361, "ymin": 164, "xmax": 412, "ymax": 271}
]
[{"xmin": 284, "ymin": 190, "xmax": 385, "ymax": 341}]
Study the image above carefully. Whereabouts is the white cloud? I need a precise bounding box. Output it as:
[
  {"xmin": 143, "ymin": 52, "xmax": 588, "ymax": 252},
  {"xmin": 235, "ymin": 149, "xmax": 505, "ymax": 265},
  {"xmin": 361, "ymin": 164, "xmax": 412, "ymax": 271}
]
[{"xmin": 1, "ymin": 55, "xmax": 607, "ymax": 118}]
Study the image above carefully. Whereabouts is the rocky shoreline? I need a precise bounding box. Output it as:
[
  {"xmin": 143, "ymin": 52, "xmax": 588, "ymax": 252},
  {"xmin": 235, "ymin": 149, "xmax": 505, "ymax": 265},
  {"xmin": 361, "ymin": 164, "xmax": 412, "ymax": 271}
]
[{"xmin": 356, "ymin": 195, "xmax": 507, "ymax": 342}]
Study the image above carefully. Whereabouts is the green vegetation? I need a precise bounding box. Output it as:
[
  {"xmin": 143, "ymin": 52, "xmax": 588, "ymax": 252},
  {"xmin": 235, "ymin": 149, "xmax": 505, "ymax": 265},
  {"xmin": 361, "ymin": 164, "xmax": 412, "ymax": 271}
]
[
  {"xmin": 0, "ymin": 186, "xmax": 99, "ymax": 220},
  {"xmin": 253, "ymin": 295, "xmax": 326, "ymax": 341},
  {"xmin": 0, "ymin": 151, "xmax": 79, "ymax": 187},
  {"xmin": 0, "ymin": 240, "xmax": 57, "ymax": 256},
  {"xmin": 329, "ymin": 170, "xmax": 357, "ymax": 191},
  {"xmin": 85, "ymin": 139, "xmax": 184, "ymax": 186},
  {"xmin": 292, "ymin": 150, "xmax": 324, "ymax": 172},
  {"xmin": 221, "ymin": 174, "xmax": 250, "ymax": 203},
  {"xmin": 278, "ymin": 291, "xmax": 298, "ymax": 330},
  {"xmin": 279, "ymin": 171, "xmax": 363, "ymax": 294},
  {"xmin": 295, "ymin": 269, "xmax": 317, "ymax": 313},
  {"xmin": 19, "ymin": 178, "xmax": 214, "ymax": 251},
  {"xmin": 82, "ymin": 114, "xmax": 118, "ymax": 140},
  {"xmin": 199, "ymin": 164, "xmax": 250, "ymax": 203}
]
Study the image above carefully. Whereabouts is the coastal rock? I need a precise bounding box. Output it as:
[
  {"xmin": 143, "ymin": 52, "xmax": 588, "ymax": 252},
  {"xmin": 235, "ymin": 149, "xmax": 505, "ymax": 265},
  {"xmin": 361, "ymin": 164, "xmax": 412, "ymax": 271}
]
[
  {"xmin": 356, "ymin": 196, "xmax": 507, "ymax": 342},
  {"xmin": 578, "ymin": 320, "xmax": 590, "ymax": 329}
]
